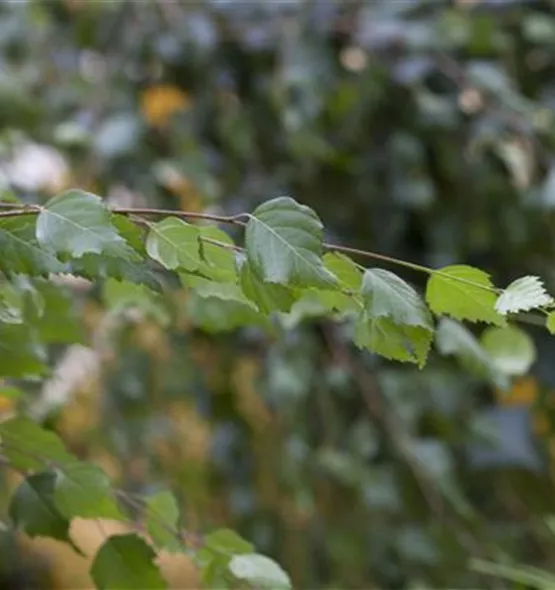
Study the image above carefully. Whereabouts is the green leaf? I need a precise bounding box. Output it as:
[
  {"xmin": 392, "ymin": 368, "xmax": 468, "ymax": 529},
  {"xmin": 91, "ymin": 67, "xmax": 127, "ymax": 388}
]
[
  {"xmin": 245, "ymin": 197, "xmax": 337, "ymax": 288},
  {"xmin": 426, "ymin": 265, "xmax": 505, "ymax": 325},
  {"xmin": 547, "ymin": 312, "xmax": 555, "ymax": 334},
  {"xmin": 36, "ymin": 190, "xmax": 127, "ymax": 259},
  {"xmin": 204, "ymin": 529, "xmax": 254, "ymax": 555},
  {"xmin": 111, "ymin": 214, "xmax": 146, "ymax": 255},
  {"xmin": 0, "ymin": 386, "xmax": 22, "ymax": 399},
  {"xmin": 146, "ymin": 217, "xmax": 201, "ymax": 271},
  {"xmin": 29, "ymin": 280, "xmax": 84, "ymax": 344},
  {"xmin": 354, "ymin": 317, "xmax": 432, "ymax": 367},
  {"xmin": 361, "ymin": 269, "xmax": 432, "ymax": 329},
  {"xmin": 9, "ymin": 472, "xmax": 74, "ymax": 547},
  {"xmin": 495, "ymin": 276, "xmax": 553, "ymax": 315},
  {"xmin": 229, "ymin": 553, "xmax": 292, "ymax": 589},
  {"xmin": 480, "ymin": 325, "xmax": 536, "ymax": 376},
  {"xmin": 0, "ymin": 417, "xmax": 76, "ymax": 471},
  {"xmin": 70, "ymin": 252, "xmax": 161, "ymax": 291},
  {"xmin": 197, "ymin": 226, "xmax": 238, "ymax": 283},
  {"xmin": 238, "ymin": 256, "xmax": 297, "ymax": 314},
  {"xmin": 435, "ymin": 318, "xmax": 509, "ymax": 389},
  {"xmin": 54, "ymin": 462, "xmax": 124, "ymax": 520},
  {"xmin": 0, "ymin": 216, "xmax": 65, "ymax": 276},
  {"xmin": 323, "ymin": 252, "xmax": 362, "ymax": 290},
  {"xmin": 0, "ymin": 323, "xmax": 46, "ymax": 378},
  {"xmin": 187, "ymin": 292, "xmax": 266, "ymax": 333},
  {"xmin": 103, "ymin": 278, "xmax": 169, "ymax": 325},
  {"xmin": 90, "ymin": 534, "xmax": 167, "ymax": 590},
  {"xmin": 0, "ymin": 282, "xmax": 25, "ymax": 324},
  {"xmin": 144, "ymin": 490, "xmax": 181, "ymax": 552}
]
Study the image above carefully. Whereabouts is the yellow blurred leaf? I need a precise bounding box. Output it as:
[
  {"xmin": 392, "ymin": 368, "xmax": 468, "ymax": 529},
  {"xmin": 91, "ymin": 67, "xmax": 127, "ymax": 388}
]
[
  {"xmin": 496, "ymin": 376, "xmax": 539, "ymax": 406},
  {"xmin": 141, "ymin": 85, "xmax": 192, "ymax": 128}
]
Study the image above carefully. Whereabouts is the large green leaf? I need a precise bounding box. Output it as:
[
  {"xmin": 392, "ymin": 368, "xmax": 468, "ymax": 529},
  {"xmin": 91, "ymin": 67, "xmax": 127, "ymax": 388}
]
[
  {"xmin": 0, "ymin": 417, "xmax": 76, "ymax": 471},
  {"xmin": 0, "ymin": 216, "xmax": 65, "ymax": 276},
  {"xmin": 229, "ymin": 553, "xmax": 292, "ymax": 589},
  {"xmin": 495, "ymin": 276, "xmax": 553, "ymax": 315},
  {"xmin": 361, "ymin": 268, "xmax": 432, "ymax": 329},
  {"xmin": 54, "ymin": 462, "xmax": 124, "ymax": 520},
  {"xmin": 0, "ymin": 323, "xmax": 46, "ymax": 378},
  {"xmin": 144, "ymin": 490, "xmax": 181, "ymax": 552},
  {"xmin": 480, "ymin": 325, "xmax": 536, "ymax": 376},
  {"xmin": 9, "ymin": 472, "xmax": 74, "ymax": 546},
  {"xmin": 146, "ymin": 217, "xmax": 201, "ymax": 271},
  {"xmin": 36, "ymin": 190, "xmax": 128, "ymax": 259},
  {"xmin": 90, "ymin": 534, "xmax": 167, "ymax": 590},
  {"xmin": 245, "ymin": 197, "xmax": 337, "ymax": 288},
  {"xmin": 354, "ymin": 316, "xmax": 432, "ymax": 367},
  {"xmin": 426, "ymin": 265, "xmax": 505, "ymax": 325}
]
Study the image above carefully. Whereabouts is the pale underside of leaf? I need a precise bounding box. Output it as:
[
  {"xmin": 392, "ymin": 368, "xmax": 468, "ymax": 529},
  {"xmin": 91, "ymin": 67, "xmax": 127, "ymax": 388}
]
[{"xmin": 495, "ymin": 275, "xmax": 553, "ymax": 315}]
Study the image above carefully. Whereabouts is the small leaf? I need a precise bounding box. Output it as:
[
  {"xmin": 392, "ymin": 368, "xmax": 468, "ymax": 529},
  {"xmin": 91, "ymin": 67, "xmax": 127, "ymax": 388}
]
[
  {"xmin": 0, "ymin": 217, "xmax": 65, "ymax": 276},
  {"xmin": 547, "ymin": 312, "xmax": 555, "ymax": 334},
  {"xmin": 495, "ymin": 276, "xmax": 553, "ymax": 315},
  {"xmin": 229, "ymin": 553, "xmax": 291, "ymax": 589},
  {"xmin": 54, "ymin": 462, "xmax": 124, "ymax": 520},
  {"xmin": 426, "ymin": 265, "xmax": 505, "ymax": 325},
  {"xmin": 144, "ymin": 490, "xmax": 181, "ymax": 552},
  {"xmin": 435, "ymin": 318, "xmax": 508, "ymax": 389},
  {"xmin": 37, "ymin": 190, "xmax": 127, "ymax": 259},
  {"xmin": 238, "ymin": 256, "xmax": 297, "ymax": 314},
  {"xmin": 245, "ymin": 197, "xmax": 337, "ymax": 288},
  {"xmin": 10, "ymin": 472, "xmax": 74, "ymax": 546},
  {"xmin": 146, "ymin": 217, "xmax": 200, "ymax": 271},
  {"xmin": 481, "ymin": 325, "xmax": 536, "ymax": 376},
  {"xmin": 0, "ymin": 417, "xmax": 76, "ymax": 471},
  {"xmin": 205, "ymin": 529, "xmax": 254, "ymax": 555},
  {"xmin": 361, "ymin": 269, "xmax": 432, "ymax": 329},
  {"xmin": 354, "ymin": 317, "xmax": 432, "ymax": 367},
  {"xmin": 90, "ymin": 534, "xmax": 167, "ymax": 590}
]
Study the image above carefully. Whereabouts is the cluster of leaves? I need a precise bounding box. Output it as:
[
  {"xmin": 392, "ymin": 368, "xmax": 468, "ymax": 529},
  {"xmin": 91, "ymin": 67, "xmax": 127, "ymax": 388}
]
[
  {"xmin": 1, "ymin": 188, "xmax": 555, "ymax": 587},
  {"xmin": 1, "ymin": 190, "xmax": 550, "ymax": 381}
]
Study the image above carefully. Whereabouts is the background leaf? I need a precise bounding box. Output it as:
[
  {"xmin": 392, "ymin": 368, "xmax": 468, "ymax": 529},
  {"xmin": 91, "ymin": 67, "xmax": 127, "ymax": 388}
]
[{"xmin": 480, "ymin": 325, "xmax": 536, "ymax": 376}]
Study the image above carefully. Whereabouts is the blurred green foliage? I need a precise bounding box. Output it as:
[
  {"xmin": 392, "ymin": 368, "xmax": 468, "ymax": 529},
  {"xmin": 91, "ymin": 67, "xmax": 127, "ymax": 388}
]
[{"xmin": 4, "ymin": 0, "xmax": 555, "ymax": 588}]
